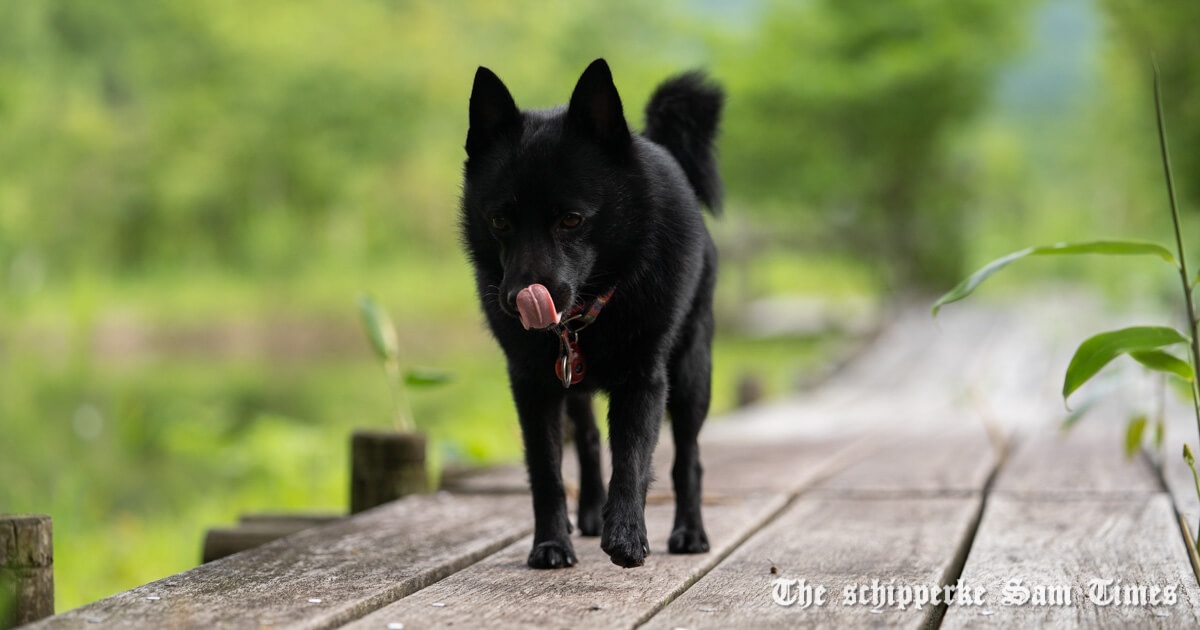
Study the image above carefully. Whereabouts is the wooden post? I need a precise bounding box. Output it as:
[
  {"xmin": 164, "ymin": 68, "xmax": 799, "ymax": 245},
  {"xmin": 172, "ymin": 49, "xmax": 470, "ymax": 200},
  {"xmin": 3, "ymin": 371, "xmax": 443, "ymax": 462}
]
[
  {"xmin": 1, "ymin": 514, "xmax": 53, "ymax": 628},
  {"xmin": 350, "ymin": 431, "xmax": 428, "ymax": 514}
]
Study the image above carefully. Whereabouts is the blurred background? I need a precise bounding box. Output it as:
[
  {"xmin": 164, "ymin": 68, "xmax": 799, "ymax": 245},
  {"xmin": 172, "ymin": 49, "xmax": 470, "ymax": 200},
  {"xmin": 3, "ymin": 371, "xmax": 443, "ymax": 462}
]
[{"xmin": 2, "ymin": 0, "xmax": 1198, "ymax": 611}]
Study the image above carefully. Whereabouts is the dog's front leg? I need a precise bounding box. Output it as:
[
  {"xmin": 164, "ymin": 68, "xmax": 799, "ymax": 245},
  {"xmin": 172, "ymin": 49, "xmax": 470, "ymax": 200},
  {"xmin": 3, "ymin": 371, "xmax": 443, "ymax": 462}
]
[
  {"xmin": 601, "ymin": 373, "xmax": 666, "ymax": 568},
  {"xmin": 513, "ymin": 379, "xmax": 576, "ymax": 569}
]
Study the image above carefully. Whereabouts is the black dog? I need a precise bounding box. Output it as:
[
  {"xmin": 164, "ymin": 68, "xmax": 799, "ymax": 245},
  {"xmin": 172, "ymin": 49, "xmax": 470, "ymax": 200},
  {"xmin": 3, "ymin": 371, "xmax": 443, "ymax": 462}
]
[{"xmin": 460, "ymin": 58, "xmax": 722, "ymax": 569}]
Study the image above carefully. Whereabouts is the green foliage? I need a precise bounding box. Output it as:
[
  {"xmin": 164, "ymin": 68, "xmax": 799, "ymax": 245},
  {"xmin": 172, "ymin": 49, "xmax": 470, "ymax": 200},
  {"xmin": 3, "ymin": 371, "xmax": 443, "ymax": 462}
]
[
  {"xmin": 0, "ymin": 0, "xmax": 1032, "ymax": 292},
  {"xmin": 405, "ymin": 368, "xmax": 455, "ymax": 387},
  {"xmin": 358, "ymin": 294, "xmax": 400, "ymax": 364},
  {"xmin": 1129, "ymin": 349, "xmax": 1193, "ymax": 382},
  {"xmin": 357, "ymin": 293, "xmax": 452, "ymax": 432},
  {"xmin": 1062, "ymin": 327, "xmax": 1188, "ymax": 402},
  {"xmin": 1125, "ymin": 414, "xmax": 1147, "ymax": 459},
  {"xmin": 1102, "ymin": 0, "xmax": 1200, "ymax": 216},
  {"xmin": 931, "ymin": 240, "xmax": 1179, "ymax": 316},
  {"xmin": 935, "ymin": 62, "xmax": 1200, "ymax": 545},
  {"xmin": 723, "ymin": 0, "xmax": 1034, "ymax": 289}
]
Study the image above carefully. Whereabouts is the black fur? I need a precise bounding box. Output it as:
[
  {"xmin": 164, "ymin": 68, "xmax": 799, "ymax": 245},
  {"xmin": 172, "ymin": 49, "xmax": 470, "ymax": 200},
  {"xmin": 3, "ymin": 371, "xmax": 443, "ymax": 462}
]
[
  {"xmin": 460, "ymin": 58, "xmax": 722, "ymax": 569},
  {"xmin": 642, "ymin": 71, "xmax": 725, "ymax": 213}
]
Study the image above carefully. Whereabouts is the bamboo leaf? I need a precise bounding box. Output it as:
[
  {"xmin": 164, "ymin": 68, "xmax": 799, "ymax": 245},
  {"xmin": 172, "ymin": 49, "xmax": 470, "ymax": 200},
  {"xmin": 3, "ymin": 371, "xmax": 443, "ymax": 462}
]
[
  {"xmin": 1129, "ymin": 349, "xmax": 1195, "ymax": 381},
  {"xmin": 405, "ymin": 367, "xmax": 454, "ymax": 387},
  {"xmin": 358, "ymin": 294, "xmax": 400, "ymax": 363},
  {"xmin": 1062, "ymin": 326, "xmax": 1189, "ymax": 402},
  {"xmin": 1125, "ymin": 415, "xmax": 1147, "ymax": 459},
  {"xmin": 932, "ymin": 241, "xmax": 1178, "ymax": 316}
]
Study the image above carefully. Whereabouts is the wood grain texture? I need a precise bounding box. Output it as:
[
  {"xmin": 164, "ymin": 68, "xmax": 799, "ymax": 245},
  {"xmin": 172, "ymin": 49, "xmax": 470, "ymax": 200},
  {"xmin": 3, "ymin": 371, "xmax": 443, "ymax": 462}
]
[
  {"xmin": 0, "ymin": 514, "xmax": 52, "ymax": 568},
  {"xmin": 810, "ymin": 430, "xmax": 996, "ymax": 497},
  {"xmin": 1, "ymin": 514, "xmax": 54, "ymax": 626},
  {"xmin": 643, "ymin": 496, "xmax": 983, "ymax": 630},
  {"xmin": 350, "ymin": 431, "xmax": 427, "ymax": 514},
  {"xmin": 341, "ymin": 492, "xmax": 790, "ymax": 630},
  {"xmin": 993, "ymin": 424, "xmax": 1162, "ymax": 497},
  {"xmin": 941, "ymin": 494, "xmax": 1200, "ymax": 628},
  {"xmin": 24, "ymin": 494, "xmax": 532, "ymax": 630}
]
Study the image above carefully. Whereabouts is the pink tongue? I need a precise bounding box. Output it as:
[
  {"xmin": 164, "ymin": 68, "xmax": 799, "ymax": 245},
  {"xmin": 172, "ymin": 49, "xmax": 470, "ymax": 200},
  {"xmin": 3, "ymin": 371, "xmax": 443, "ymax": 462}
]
[{"xmin": 515, "ymin": 284, "xmax": 560, "ymax": 330}]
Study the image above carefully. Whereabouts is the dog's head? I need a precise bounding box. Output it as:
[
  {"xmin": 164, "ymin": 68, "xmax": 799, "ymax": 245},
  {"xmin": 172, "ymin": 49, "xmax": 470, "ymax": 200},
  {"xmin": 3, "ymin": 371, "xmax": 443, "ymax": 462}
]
[{"xmin": 460, "ymin": 59, "xmax": 635, "ymax": 327}]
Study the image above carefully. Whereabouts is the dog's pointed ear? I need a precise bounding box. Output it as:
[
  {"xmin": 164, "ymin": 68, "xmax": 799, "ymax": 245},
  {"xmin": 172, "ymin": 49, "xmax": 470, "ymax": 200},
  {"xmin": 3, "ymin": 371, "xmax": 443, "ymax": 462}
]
[
  {"xmin": 567, "ymin": 59, "xmax": 630, "ymax": 153},
  {"xmin": 467, "ymin": 66, "xmax": 520, "ymax": 158}
]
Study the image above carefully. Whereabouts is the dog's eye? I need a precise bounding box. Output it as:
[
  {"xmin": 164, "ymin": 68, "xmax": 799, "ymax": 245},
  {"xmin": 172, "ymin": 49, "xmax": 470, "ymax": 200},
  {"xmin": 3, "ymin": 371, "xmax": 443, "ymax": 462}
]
[
  {"xmin": 560, "ymin": 213, "xmax": 584, "ymax": 229},
  {"xmin": 490, "ymin": 216, "xmax": 510, "ymax": 231}
]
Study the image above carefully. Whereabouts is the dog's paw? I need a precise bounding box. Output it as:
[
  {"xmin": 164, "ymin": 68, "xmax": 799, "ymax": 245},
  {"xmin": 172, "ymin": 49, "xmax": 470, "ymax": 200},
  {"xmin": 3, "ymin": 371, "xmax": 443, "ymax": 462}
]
[
  {"xmin": 668, "ymin": 525, "xmax": 710, "ymax": 554},
  {"xmin": 577, "ymin": 503, "xmax": 604, "ymax": 537},
  {"xmin": 527, "ymin": 539, "xmax": 577, "ymax": 569},
  {"xmin": 601, "ymin": 521, "xmax": 650, "ymax": 568}
]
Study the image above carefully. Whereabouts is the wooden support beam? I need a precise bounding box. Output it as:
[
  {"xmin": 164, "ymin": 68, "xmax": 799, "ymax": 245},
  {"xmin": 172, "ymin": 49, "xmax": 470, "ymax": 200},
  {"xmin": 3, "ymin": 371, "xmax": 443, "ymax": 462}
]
[{"xmin": 201, "ymin": 513, "xmax": 343, "ymax": 564}]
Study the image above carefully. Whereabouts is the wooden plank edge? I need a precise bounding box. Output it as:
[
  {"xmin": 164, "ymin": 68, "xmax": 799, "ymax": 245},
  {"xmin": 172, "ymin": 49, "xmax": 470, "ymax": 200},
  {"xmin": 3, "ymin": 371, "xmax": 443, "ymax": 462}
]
[
  {"xmin": 26, "ymin": 494, "xmax": 536, "ymax": 630},
  {"xmin": 1148, "ymin": 447, "xmax": 1200, "ymax": 589},
  {"xmin": 921, "ymin": 434, "xmax": 1008, "ymax": 629},
  {"xmin": 628, "ymin": 493, "xmax": 793, "ymax": 629},
  {"xmin": 314, "ymin": 527, "xmax": 536, "ymax": 629},
  {"xmin": 1177, "ymin": 515, "xmax": 1200, "ymax": 590},
  {"xmin": 627, "ymin": 435, "xmax": 882, "ymax": 628}
]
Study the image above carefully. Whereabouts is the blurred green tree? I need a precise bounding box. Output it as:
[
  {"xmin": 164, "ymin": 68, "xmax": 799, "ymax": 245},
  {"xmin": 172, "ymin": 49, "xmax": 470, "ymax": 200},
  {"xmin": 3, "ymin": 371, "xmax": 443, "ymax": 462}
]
[
  {"xmin": 1101, "ymin": 0, "xmax": 1200, "ymax": 214},
  {"xmin": 721, "ymin": 0, "xmax": 1034, "ymax": 290}
]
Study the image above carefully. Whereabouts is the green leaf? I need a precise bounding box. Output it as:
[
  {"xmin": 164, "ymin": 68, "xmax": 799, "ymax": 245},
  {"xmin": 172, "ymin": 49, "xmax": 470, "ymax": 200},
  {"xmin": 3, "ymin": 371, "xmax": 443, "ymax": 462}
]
[
  {"xmin": 1062, "ymin": 326, "xmax": 1189, "ymax": 403},
  {"xmin": 358, "ymin": 294, "xmax": 400, "ymax": 363},
  {"xmin": 1125, "ymin": 415, "xmax": 1147, "ymax": 459},
  {"xmin": 1185, "ymin": 443, "xmax": 1196, "ymax": 468},
  {"xmin": 1129, "ymin": 349, "xmax": 1195, "ymax": 381},
  {"xmin": 405, "ymin": 367, "xmax": 454, "ymax": 387},
  {"xmin": 932, "ymin": 241, "xmax": 1179, "ymax": 316}
]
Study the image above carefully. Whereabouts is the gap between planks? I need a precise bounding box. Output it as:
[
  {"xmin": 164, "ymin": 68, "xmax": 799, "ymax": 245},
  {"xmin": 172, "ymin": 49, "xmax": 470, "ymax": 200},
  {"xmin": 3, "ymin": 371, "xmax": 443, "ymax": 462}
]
[
  {"xmin": 341, "ymin": 436, "xmax": 881, "ymax": 630},
  {"xmin": 638, "ymin": 429, "xmax": 1004, "ymax": 630}
]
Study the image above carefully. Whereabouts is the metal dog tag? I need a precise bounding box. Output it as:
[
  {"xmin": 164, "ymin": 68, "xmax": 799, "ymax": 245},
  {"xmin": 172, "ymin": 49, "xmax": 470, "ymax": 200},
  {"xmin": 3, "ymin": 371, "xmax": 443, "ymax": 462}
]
[
  {"xmin": 555, "ymin": 341, "xmax": 586, "ymax": 388},
  {"xmin": 558, "ymin": 351, "xmax": 572, "ymax": 388}
]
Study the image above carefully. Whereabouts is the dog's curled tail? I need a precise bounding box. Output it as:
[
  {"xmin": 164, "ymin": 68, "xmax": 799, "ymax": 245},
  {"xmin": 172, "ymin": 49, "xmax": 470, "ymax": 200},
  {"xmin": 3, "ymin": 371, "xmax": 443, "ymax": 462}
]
[{"xmin": 643, "ymin": 71, "xmax": 725, "ymax": 214}]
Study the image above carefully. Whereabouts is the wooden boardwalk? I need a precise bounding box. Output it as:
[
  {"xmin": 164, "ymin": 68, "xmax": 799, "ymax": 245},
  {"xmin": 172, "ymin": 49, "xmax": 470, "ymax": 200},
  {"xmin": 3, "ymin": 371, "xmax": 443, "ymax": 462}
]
[{"xmin": 25, "ymin": 297, "xmax": 1200, "ymax": 628}]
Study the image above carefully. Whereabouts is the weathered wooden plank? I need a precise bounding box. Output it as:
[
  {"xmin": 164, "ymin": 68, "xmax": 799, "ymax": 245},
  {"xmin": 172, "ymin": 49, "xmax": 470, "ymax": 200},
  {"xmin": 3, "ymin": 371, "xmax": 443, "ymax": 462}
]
[
  {"xmin": 810, "ymin": 430, "xmax": 996, "ymax": 497},
  {"xmin": 341, "ymin": 491, "xmax": 790, "ymax": 630},
  {"xmin": 642, "ymin": 428, "xmax": 995, "ymax": 629},
  {"xmin": 643, "ymin": 496, "xmax": 983, "ymax": 629},
  {"xmin": 25, "ymin": 494, "xmax": 532, "ymax": 630},
  {"xmin": 941, "ymin": 494, "xmax": 1200, "ymax": 628},
  {"xmin": 993, "ymin": 424, "xmax": 1162, "ymax": 496}
]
